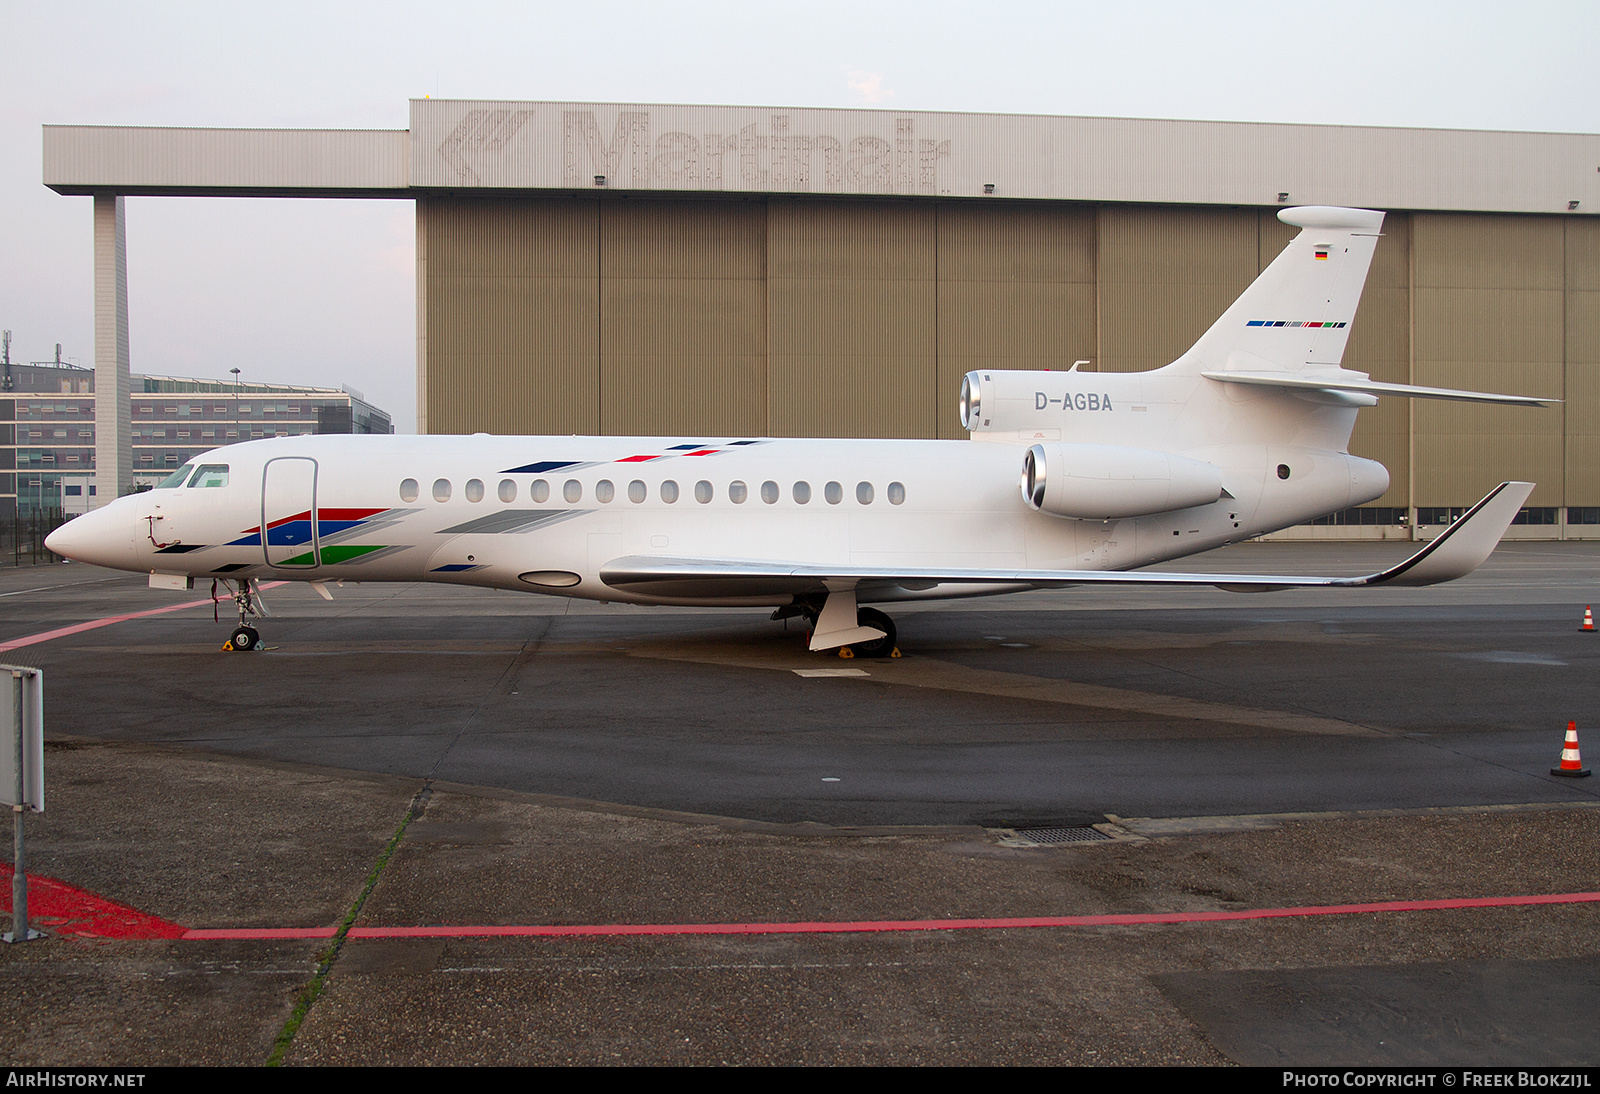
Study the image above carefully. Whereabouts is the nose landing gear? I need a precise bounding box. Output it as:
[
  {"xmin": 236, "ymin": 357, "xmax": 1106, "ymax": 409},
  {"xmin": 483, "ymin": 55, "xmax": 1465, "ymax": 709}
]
[{"xmin": 214, "ymin": 578, "xmax": 270, "ymax": 652}]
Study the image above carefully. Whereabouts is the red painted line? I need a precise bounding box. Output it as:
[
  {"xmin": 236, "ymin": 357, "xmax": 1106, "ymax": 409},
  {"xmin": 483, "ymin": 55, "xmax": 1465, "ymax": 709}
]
[
  {"xmin": 0, "ymin": 580, "xmax": 288, "ymax": 653},
  {"xmin": 179, "ymin": 890, "xmax": 1600, "ymax": 941},
  {"xmin": 185, "ymin": 927, "xmax": 338, "ymax": 940},
  {"xmin": 0, "ymin": 866, "xmax": 188, "ymax": 940}
]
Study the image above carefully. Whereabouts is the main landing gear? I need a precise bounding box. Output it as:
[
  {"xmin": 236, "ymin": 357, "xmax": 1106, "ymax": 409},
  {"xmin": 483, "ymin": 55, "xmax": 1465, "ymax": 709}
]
[
  {"xmin": 214, "ymin": 578, "xmax": 269, "ymax": 653},
  {"xmin": 774, "ymin": 591, "xmax": 900, "ymax": 659},
  {"xmin": 847, "ymin": 607, "xmax": 898, "ymax": 659}
]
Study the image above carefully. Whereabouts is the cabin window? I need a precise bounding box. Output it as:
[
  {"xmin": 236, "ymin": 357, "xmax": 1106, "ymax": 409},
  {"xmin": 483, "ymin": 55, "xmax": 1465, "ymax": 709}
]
[
  {"xmin": 432, "ymin": 478, "xmax": 452, "ymax": 502},
  {"xmin": 399, "ymin": 478, "xmax": 419, "ymax": 502},
  {"xmin": 628, "ymin": 480, "xmax": 646, "ymax": 503},
  {"xmin": 760, "ymin": 480, "xmax": 779, "ymax": 504},
  {"xmin": 660, "ymin": 480, "xmax": 679, "ymax": 503},
  {"xmin": 498, "ymin": 479, "xmax": 516, "ymax": 503},
  {"xmin": 887, "ymin": 481, "xmax": 906, "ymax": 505},
  {"xmin": 856, "ymin": 481, "xmax": 874, "ymax": 504},
  {"xmin": 694, "ymin": 480, "xmax": 713, "ymax": 504},
  {"xmin": 155, "ymin": 463, "xmax": 195, "ymax": 489},
  {"xmin": 465, "ymin": 478, "xmax": 485, "ymax": 503},
  {"xmin": 793, "ymin": 481, "xmax": 811, "ymax": 504},
  {"xmin": 531, "ymin": 478, "xmax": 550, "ymax": 503},
  {"xmin": 563, "ymin": 479, "xmax": 582, "ymax": 503},
  {"xmin": 187, "ymin": 464, "xmax": 229, "ymax": 489},
  {"xmin": 596, "ymin": 479, "xmax": 615, "ymax": 503},
  {"xmin": 729, "ymin": 480, "xmax": 748, "ymax": 504},
  {"xmin": 824, "ymin": 481, "xmax": 843, "ymax": 505}
]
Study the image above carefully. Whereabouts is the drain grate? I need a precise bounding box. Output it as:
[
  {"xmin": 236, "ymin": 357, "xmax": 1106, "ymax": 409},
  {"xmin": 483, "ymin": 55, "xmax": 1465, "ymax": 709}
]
[{"xmin": 1014, "ymin": 825, "xmax": 1112, "ymax": 845}]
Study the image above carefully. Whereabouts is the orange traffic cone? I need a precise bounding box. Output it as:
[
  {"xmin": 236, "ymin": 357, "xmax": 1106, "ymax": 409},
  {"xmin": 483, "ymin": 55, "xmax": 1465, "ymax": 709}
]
[
  {"xmin": 1583, "ymin": 607, "xmax": 1595, "ymax": 632},
  {"xmin": 1552, "ymin": 721, "xmax": 1591, "ymax": 778}
]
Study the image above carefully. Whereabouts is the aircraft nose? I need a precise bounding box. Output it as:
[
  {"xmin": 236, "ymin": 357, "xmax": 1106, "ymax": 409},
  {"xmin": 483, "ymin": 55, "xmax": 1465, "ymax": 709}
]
[
  {"xmin": 45, "ymin": 504, "xmax": 139, "ymax": 570},
  {"xmin": 42, "ymin": 523, "xmax": 69, "ymax": 555}
]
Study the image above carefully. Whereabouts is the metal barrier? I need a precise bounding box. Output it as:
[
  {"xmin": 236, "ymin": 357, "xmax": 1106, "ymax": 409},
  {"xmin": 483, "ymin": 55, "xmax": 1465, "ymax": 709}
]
[{"xmin": 1, "ymin": 510, "xmax": 67, "ymax": 568}]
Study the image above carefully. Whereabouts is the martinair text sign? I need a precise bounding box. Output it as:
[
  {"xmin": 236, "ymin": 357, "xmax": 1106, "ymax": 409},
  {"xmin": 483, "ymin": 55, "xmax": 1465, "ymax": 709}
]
[{"xmin": 415, "ymin": 101, "xmax": 956, "ymax": 196}]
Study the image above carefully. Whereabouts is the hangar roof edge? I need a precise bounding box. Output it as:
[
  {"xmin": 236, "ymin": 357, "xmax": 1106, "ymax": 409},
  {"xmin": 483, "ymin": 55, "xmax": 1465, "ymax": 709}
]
[{"xmin": 42, "ymin": 101, "xmax": 1600, "ymax": 215}]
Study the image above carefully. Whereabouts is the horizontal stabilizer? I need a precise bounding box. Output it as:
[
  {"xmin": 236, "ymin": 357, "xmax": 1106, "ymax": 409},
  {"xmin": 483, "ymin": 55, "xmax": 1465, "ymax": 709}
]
[
  {"xmin": 600, "ymin": 483, "xmax": 1533, "ymax": 598},
  {"xmin": 1202, "ymin": 370, "xmax": 1553, "ymax": 407}
]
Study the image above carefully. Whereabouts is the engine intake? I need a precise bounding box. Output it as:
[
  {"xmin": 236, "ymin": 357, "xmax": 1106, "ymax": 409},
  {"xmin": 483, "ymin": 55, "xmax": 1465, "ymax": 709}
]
[{"xmin": 1022, "ymin": 443, "xmax": 1224, "ymax": 519}]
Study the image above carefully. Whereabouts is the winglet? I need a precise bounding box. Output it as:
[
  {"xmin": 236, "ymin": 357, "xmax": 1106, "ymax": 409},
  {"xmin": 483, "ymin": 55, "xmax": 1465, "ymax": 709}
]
[{"xmin": 1357, "ymin": 482, "xmax": 1534, "ymax": 587}]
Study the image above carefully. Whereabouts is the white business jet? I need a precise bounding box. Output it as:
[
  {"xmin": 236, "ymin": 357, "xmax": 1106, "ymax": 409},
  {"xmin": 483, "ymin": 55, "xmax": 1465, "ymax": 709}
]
[{"xmin": 47, "ymin": 206, "xmax": 1548, "ymax": 655}]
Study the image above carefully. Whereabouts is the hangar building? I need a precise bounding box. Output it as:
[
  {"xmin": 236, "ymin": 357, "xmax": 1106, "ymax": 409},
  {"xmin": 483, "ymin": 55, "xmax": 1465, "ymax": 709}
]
[{"xmin": 42, "ymin": 99, "xmax": 1600, "ymax": 537}]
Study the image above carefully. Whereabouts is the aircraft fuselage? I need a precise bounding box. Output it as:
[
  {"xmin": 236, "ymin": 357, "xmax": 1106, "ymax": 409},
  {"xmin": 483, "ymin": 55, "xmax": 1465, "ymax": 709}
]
[{"xmin": 50, "ymin": 429, "xmax": 1387, "ymax": 608}]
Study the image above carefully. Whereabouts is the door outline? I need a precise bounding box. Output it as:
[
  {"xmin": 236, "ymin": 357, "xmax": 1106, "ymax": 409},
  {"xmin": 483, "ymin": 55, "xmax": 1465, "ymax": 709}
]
[{"xmin": 261, "ymin": 457, "xmax": 320, "ymax": 568}]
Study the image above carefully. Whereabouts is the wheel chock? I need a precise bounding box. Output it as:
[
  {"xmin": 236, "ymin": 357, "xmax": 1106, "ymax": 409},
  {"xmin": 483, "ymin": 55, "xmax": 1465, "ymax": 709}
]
[
  {"xmin": 838, "ymin": 646, "xmax": 855, "ymax": 659},
  {"xmin": 221, "ymin": 640, "xmax": 235, "ymax": 652},
  {"xmin": 891, "ymin": 647, "xmax": 902, "ymax": 658}
]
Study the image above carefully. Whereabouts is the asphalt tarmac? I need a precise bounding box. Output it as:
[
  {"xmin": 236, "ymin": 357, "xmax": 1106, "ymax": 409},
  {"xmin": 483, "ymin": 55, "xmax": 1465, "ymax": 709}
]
[{"xmin": 0, "ymin": 541, "xmax": 1597, "ymax": 1066}]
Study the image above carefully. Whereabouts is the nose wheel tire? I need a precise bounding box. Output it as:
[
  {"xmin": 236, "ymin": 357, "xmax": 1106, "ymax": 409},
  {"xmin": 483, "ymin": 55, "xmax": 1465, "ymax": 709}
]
[
  {"xmin": 229, "ymin": 625, "xmax": 260, "ymax": 652},
  {"xmin": 850, "ymin": 607, "xmax": 897, "ymax": 659}
]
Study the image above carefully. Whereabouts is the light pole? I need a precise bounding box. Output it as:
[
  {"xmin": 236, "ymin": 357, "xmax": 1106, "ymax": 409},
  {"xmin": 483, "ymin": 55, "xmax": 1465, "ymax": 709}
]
[{"xmin": 230, "ymin": 368, "xmax": 241, "ymax": 440}]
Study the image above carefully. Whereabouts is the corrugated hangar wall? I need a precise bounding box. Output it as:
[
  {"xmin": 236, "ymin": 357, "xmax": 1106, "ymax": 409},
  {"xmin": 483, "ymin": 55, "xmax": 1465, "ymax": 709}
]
[{"xmin": 417, "ymin": 195, "xmax": 1597, "ymax": 511}]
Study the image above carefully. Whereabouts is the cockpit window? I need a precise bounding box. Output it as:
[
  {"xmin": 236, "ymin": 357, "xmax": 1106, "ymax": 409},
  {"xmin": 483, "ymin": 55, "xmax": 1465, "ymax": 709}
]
[
  {"xmin": 187, "ymin": 464, "xmax": 229, "ymax": 488},
  {"xmin": 155, "ymin": 463, "xmax": 195, "ymax": 489}
]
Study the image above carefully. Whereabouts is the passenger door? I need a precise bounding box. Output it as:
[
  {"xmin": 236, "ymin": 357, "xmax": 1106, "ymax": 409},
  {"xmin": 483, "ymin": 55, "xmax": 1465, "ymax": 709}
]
[{"xmin": 262, "ymin": 457, "xmax": 319, "ymax": 568}]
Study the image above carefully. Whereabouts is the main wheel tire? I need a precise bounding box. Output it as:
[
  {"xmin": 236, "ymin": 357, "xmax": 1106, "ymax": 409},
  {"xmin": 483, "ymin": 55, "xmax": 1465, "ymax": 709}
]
[
  {"xmin": 851, "ymin": 607, "xmax": 897, "ymax": 659},
  {"xmin": 230, "ymin": 625, "xmax": 260, "ymax": 652}
]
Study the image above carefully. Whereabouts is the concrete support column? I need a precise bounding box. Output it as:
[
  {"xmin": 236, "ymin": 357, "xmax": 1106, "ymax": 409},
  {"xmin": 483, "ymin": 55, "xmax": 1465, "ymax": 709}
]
[
  {"xmin": 414, "ymin": 197, "xmax": 428, "ymax": 435},
  {"xmin": 93, "ymin": 193, "xmax": 132, "ymax": 506}
]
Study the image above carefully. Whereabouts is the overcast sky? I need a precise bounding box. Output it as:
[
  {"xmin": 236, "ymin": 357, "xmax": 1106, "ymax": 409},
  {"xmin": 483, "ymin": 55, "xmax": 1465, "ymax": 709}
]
[{"xmin": 5, "ymin": 1, "xmax": 1596, "ymax": 432}]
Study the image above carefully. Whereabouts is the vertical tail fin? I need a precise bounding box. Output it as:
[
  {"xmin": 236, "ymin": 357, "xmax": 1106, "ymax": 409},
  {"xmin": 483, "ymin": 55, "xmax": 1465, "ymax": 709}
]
[{"xmin": 1164, "ymin": 206, "xmax": 1385, "ymax": 376}]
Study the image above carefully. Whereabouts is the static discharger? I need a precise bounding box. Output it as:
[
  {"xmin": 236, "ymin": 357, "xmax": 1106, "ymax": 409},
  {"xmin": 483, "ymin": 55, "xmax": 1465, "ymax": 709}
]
[{"xmin": 1552, "ymin": 721, "xmax": 1591, "ymax": 778}]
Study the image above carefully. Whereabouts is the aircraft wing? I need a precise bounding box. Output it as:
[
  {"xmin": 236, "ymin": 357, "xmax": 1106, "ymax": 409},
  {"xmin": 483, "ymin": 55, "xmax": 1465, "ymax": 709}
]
[{"xmin": 599, "ymin": 482, "xmax": 1534, "ymax": 599}]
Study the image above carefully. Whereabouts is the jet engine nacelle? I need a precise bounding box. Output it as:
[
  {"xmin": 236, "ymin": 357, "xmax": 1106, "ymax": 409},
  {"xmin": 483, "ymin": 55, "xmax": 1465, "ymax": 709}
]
[{"xmin": 1021, "ymin": 443, "xmax": 1225, "ymax": 519}]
